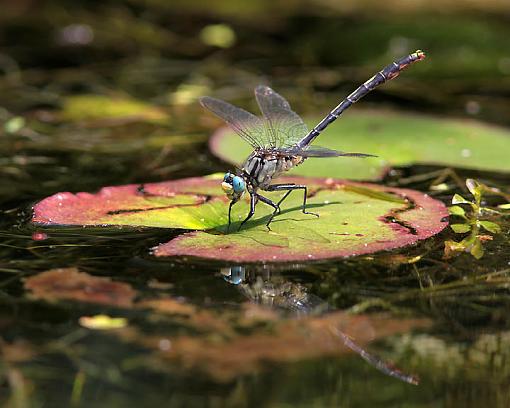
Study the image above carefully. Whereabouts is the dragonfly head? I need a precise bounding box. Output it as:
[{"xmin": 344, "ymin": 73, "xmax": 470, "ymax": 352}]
[{"xmin": 221, "ymin": 172, "xmax": 245, "ymax": 202}]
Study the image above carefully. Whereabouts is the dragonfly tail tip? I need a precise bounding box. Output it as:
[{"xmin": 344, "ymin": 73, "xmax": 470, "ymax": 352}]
[{"xmin": 414, "ymin": 50, "xmax": 426, "ymax": 60}]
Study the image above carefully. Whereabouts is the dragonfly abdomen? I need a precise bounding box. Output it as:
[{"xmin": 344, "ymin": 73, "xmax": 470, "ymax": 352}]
[{"xmin": 297, "ymin": 50, "xmax": 426, "ymax": 149}]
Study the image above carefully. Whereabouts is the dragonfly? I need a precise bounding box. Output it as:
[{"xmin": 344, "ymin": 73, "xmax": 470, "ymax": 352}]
[{"xmin": 200, "ymin": 50, "xmax": 426, "ymax": 232}]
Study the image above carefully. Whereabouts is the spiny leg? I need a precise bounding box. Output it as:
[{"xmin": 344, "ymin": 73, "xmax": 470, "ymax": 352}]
[
  {"xmin": 238, "ymin": 192, "xmax": 258, "ymax": 231},
  {"xmin": 260, "ymin": 184, "xmax": 320, "ymax": 229},
  {"xmin": 256, "ymin": 194, "xmax": 280, "ymax": 231},
  {"xmin": 227, "ymin": 200, "xmax": 236, "ymax": 233},
  {"xmin": 272, "ymin": 185, "xmax": 294, "ymax": 210},
  {"xmin": 276, "ymin": 190, "xmax": 292, "ymax": 213},
  {"xmin": 266, "ymin": 184, "xmax": 319, "ymax": 219}
]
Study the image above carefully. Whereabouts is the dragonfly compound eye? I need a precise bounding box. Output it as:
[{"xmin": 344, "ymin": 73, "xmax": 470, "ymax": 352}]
[
  {"xmin": 223, "ymin": 172, "xmax": 233, "ymax": 183},
  {"xmin": 232, "ymin": 176, "xmax": 245, "ymax": 193}
]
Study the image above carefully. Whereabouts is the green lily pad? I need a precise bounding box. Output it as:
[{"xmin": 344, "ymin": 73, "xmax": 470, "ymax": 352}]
[
  {"xmin": 209, "ymin": 111, "xmax": 510, "ymax": 180},
  {"xmin": 61, "ymin": 94, "xmax": 169, "ymax": 125},
  {"xmin": 32, "ymin": 175, "xmax": 448, "ymax": 262}
]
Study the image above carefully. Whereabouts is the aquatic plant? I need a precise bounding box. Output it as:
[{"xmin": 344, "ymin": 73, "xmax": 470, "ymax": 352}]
[{"xmin": 445, "ymin": 178, "xmax": 508, "ymax": 259}]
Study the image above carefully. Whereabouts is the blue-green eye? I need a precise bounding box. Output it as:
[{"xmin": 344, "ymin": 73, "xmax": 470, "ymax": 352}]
[
  {"xmin": 223, "ymin": 172, "xmax": 231, "ymax": 182},
  {"xmin": 232, "ymin": 176, "xmax": 245, "ymax": 193}
]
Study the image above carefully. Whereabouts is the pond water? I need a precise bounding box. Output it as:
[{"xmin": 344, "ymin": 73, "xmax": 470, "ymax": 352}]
[{"xmin": 1, "ymin": 2, "xmax": 510, "ymax": 407}]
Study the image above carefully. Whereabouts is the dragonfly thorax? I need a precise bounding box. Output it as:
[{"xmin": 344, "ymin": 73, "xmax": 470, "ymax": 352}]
[{"xmin": 242, "ymin": 151, "xmax": 304, "ymax": 189}]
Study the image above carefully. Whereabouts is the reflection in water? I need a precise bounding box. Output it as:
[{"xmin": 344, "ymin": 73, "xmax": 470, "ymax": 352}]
[
  {"xmin": 221, "ymin": 265, "xmax": 419, "ymax": 385},
  {"xmin": 221, "ymin": 265, "xmax": 329, "ymax": 315}
]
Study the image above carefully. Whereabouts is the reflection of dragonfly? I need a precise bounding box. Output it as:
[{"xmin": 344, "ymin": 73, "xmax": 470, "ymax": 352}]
[
  {"xmin": 221, "ymin": 265, "xmax": 419, "ymax": 385},
  {"xmin": 201, "ymin": 51, "xmax": 425, "ymax": 231},
  {"xmin": 221, "ymin": 265, "xmax": 329, "ymax": 315}
]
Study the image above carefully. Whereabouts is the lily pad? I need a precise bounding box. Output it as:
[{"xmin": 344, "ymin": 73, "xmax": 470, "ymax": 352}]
[
  {"xmin": 24, "ymin": 267, "xmax": 137, "ymax": 307},
  {"xmin": 79, "ymin": 315, "xmax": 128, "ymax": 330},
  {"xmin": 209, "ymin": 111, "xmax": 510, "ymax": 180},
  {"xmin": 61, "ymin": 94, "xmax": 169, "ymax": 125},
  {"xmin": 33, "ymin": 175, "xmax": 448, "ymax": 262}
]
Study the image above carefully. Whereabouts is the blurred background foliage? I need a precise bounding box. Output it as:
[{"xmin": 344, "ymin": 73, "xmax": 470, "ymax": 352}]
[{"xmin": 2, "ymin": 0, "xmax": 510, "ymax": 118}]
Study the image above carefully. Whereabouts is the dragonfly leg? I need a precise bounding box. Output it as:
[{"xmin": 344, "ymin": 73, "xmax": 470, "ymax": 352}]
[
  {"xmin": 238, "ymin": 192, "xmax": 258, "ymax": 231},
  {"xmin": 275, "ymin": 190, "xmax": 292, "ymax": 211},
  {"xmin": 227, "ymin": 200, "xmax": 236, "ymax": 232},
  {"xmin": 256, "ymin": 194, "xmax": 280, "ymax": 231},
  {"xmin": 266, "ymin": 184, "xmax": 320, "ymax": 218}
]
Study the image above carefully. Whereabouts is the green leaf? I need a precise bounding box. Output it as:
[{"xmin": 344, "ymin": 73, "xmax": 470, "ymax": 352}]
[
  {"xmin": 470, "ymin": 238, "xmax": 484, "ymax": 259},
  {"xmin": 452, "ymin": 194, "xmax": 471, "ymax": 205},
  {"xmin": 460, "ymin": 234, "xmax": 477, "ymax": 247},
  {"xmin": 448, "ymin": 206, "xmax": 466, "ymax": 217},
  {"xmin": 465, "ymin": 179, "xmax": 482, "ymax": 202},
  {"xmin": 450, "ymin": 223, "xmax": 471, "ymax": 233},
  {"xmin": 498, "ymin": 203, "xmax": 510, "ymax": 210},
  {"xmin": 430, "ymin": 183, "xmax": 449, "ymax": 192},
  {"xmin": 209, "ymin": 112, "xmax": 510, "ymax": 181},
  {"xmin": 479, "ymin": 220, "xmax": 501, "ymax": 234},
  {"xmin": 62, "ymin": 94, "xmax": 169, "ymax": 124},
  {"xmin": 79, "ymin": 315, "xmax": 128, "ymax": 330},
  {"xmin": 33, "ymin": 175, "xmax": 448, "ymax": 263}
]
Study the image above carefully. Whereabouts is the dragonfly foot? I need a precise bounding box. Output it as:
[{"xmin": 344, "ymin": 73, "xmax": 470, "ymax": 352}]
[{"xmin": 304, "ymin": 211, "xmax": 319, "ymax": 218}]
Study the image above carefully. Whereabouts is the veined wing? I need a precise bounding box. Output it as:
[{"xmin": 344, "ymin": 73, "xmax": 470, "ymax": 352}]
[
  {"xmin": 279, "ymin": 145, "xmax": 377, "ymax": 158},
  {"xmin": 254, "ymin": 85, "xmax": 308, "ymax": 149},
  {"xmin": 200, "ymin": 96, "xmax": 269, "ymax": 149}
]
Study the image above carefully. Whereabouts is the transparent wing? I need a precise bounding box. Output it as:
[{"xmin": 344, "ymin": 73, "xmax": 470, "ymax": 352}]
[
  {"xmin": 254, "ymin": 85, "xmax": 308, "ymax": 148},
  {"xmin": 279, "ymin": 145, "xmax": 377, "ymax": 158},
  {"xmin": 200, "ymin": 96, "xmax": 269, "ymax": 149}
]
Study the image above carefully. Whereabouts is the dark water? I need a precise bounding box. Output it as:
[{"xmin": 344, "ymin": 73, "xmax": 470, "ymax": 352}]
[{"xmin": 1, "ymin": 2, "xmax": 510, "ymax": 407}]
